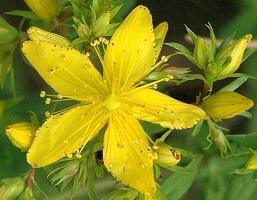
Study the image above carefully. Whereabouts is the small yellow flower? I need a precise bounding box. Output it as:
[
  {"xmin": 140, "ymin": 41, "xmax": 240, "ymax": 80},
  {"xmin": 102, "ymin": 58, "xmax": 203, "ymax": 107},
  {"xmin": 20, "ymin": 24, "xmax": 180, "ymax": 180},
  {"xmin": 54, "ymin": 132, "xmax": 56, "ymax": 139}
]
[
  {"xmin": 5, "ymin": 122, "xmax": 36, "ymax": 151},
  {"xmin": 24, "ymin": 0, "xmax": 59, "ymax": 21},
  {"xmin": 22, "ymin": 6, "xmax": 206, "ymax": 195},
  {"xmin": 201, "ymin": 91, "xmax": 254, "ymax": 121}
]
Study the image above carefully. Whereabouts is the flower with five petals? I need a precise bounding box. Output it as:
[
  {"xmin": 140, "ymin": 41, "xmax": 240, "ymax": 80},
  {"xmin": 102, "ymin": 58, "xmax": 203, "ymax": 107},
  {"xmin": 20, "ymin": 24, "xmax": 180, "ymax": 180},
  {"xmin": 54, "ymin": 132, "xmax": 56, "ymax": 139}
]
[{"xmin": 22, "ymin": 5, "xmax": 206, "ymax": 195}]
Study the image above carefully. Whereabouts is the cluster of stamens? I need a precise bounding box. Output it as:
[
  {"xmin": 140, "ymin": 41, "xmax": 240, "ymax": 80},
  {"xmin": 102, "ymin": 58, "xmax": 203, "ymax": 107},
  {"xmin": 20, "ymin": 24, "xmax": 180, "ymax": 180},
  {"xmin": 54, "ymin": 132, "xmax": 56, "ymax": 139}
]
[{"xmin": 39, "ymin": 90, "xmax": 81, "ymax": 117}]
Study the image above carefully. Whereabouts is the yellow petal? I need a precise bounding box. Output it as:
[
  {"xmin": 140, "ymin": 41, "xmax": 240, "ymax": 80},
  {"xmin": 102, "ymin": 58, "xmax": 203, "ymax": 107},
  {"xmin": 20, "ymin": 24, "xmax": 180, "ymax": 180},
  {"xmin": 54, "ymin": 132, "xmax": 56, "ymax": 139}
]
[
  {"xmin": 27, "ymin": 104, "xmax": 109, "ymax": 167},
  {"xmin": 124, "ymin": 89, "xmax": 206, "ymax": 129},
  {"xmin": 103, "ymin": 110, "xmax": 156, "ymax": 195},
  {"xmin": 154, "ymin": 22, "xmax": 168, "ymax": 62},
  {"xmin": 201, "ymin": 91, "xmax": 254, "ymax": 121},
  {"xmin": 24, "ymin": 0, "xmax": 59, "ymax": 21},
  {"xmin": 27, "ymin": 27, "xmax": 70, "ymax": 46},
  {"xmin": 103, "ymin": 5, "xmax": 156, "ymax": 91},
  {"xmin": 22, "ymin": 40, "xmax": 104, "ymax": 99}
]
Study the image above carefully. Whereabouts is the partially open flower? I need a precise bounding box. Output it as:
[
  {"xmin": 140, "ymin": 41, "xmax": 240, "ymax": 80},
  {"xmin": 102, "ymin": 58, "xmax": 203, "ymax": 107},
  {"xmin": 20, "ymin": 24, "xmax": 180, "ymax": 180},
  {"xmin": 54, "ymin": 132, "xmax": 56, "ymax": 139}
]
[
  {"xmin": 5, "ymin": 122, "xmax": 37, "ymax": 151},
  {"xmin": 24, "ymin": 0, "xmax": 60, "ymax": 21},
  {"xmin": 215, "ymin": 34, "xmax": 252, "ymax": 77},
  {"xmin": 154, "ymin": 143, "xmax": 181, "ymax": 167}
]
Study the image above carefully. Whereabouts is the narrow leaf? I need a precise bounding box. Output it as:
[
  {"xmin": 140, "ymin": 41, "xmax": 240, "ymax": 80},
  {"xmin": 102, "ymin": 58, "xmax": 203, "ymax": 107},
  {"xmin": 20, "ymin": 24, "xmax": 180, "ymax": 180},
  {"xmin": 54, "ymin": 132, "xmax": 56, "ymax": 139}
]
[
  {"xmin": 161, "ymin": 155, "xmax": 202, "ymax": 200},
  {"xmin": 219, "ymin": 77, "xmax": 248, "ymax": 92}
]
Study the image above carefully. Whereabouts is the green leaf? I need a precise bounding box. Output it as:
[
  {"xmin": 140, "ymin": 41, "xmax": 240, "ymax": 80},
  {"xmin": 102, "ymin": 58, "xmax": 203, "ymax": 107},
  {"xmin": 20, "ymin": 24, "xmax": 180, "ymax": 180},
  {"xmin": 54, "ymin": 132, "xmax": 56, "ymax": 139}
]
[
  {"xmin": 219, "ymin": 77, "xmax": 248, "ymax": 92},
  {"xmin": 161, "ymin": 155, "xmax": 202, "ymax": 200},
  {"xmin": 238, "ymin": 111, "xmax": 252, "ymax": 119},
  {"xmin": 206, "ymin": 23, "xmax": 216, "ymax": 60},
  {"xmin": 225, "ymin": 173, "xmax": 257, "ymax": 200},
  {"xmin": 227, "ymin": 131, "xmax": 257, "ymax": 149},
  {"xmin": 104, "ymin": 188, "xmax": 138, "ymax": 200},
  {"xmin": 192, "ymin": 120, "xmax": 204, "ymax": 136},
  {"xmin": 217, "ymin": 73, "xmax": 257, "ymax": 81},
  {"xmin": 5, "ymin": 10, "xmax": 38, "ymax": 20},
  {"xmin": 166, "ymin": 42, "xmax": 204, "ymax": 69},
  {"xmin": 0, "ymin": 17, "xmax": 18, "ymax": 44},
  {"xmin": 185, "ymin": 25, "xmax": 197, "ymax": 43},
  {"xmin": 0, "ymin": 51, "xmax": 13, "ymax": 89},
  {"xmin": 242, "ymin": 48, "xmax": 257, "ymax": 63}
]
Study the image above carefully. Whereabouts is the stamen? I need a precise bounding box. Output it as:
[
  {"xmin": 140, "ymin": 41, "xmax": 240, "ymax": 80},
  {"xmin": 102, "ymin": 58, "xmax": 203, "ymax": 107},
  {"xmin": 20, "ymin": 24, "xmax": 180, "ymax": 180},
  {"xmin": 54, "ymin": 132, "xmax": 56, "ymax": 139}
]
[
  {"xmin": 45, "ymin": 97, "xmax": 51, "ymax": 104},
  {"xmin": 40, "ymin": 90, "xmax": 46, "ymax": 98},
  {"xmin": 123, "ymin": 76, "xmax": 173, "ymax": 95}
]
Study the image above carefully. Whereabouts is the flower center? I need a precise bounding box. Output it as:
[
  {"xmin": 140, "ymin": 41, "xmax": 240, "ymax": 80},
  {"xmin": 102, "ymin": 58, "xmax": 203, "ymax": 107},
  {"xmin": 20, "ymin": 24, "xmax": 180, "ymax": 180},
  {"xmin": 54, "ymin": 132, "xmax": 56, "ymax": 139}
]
[{"xmin": 104, "ymin": 95, "xmax": 121, "ymax": 111}]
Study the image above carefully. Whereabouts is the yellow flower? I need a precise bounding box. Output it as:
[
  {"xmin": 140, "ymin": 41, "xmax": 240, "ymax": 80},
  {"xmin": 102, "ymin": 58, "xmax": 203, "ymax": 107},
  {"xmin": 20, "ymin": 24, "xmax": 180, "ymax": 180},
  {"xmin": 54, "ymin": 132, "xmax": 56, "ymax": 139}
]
[
  {"xmin": 24, "ymin": 0, "xmax": 59, "ymax": 21},
  {"xmin": 22, "ymin": 6, "xmax": 206, "ymax": 195}
]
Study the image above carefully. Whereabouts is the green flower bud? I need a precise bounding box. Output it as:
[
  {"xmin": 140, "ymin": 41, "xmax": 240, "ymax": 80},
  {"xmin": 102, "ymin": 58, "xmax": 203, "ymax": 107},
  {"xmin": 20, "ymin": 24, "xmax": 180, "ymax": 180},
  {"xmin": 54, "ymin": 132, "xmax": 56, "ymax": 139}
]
[
  {"xmin": 245, "ymin": 151, "xmax": 257, "ymax": 170},
  {"xmin": 154, "ymin": 143, "xmax": 181, "ymax": 167},
  {"xmin": 193, "ymin": 37, "xmax": 209, "ymax": 68},
  {"xmin": 24, "ymin": 0, "xmax": 60, "ymax": 21},
  {"xmin": 0, "ymin": 17, "xmax": 18, "ymax": 44},
  {"xmin": 5, "ymin": 122, "xmax": 37, "ymax": 151},
  {"xmin": 0, "ymin": 177, "xmax": 26, "ymax": 199},
  {"xmin": 215, "ymin": 34, "xmax": 252, "ymax": 77}
]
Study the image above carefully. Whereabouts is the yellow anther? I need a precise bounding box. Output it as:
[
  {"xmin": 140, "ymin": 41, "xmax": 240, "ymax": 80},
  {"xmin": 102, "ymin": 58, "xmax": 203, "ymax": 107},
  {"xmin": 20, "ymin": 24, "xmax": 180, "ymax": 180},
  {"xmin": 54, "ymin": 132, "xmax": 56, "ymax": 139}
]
[
  {"xmin": 40, "ymin": 91, "xmax": 46, "ymax": 98},
  {"xmin": 161, "ymin": 55, "xmax": 168, "ymax": 62},
  {"xmin": 45, "ymin": 97, "xmax": 51, "ymax": 104},
  {"xmin": 45, "ymin": 111, "xmax": 51, "ymax": 118},
  {"xmin": 75, "ymin": 153, "xmax": 82, "ymax": 158},
  {"xmin": 57, "ymin": 94, "xmax": 63, "ymax": 99}
]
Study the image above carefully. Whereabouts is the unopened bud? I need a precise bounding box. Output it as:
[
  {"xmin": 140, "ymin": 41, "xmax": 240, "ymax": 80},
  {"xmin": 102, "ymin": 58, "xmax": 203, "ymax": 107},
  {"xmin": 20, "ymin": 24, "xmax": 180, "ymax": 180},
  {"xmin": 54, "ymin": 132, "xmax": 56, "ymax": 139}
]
[
  {"xmin": 154, "ymin": 143, "xmax": 181, "ymax": 167},
  {"xmin": 27, "ymin": 27, "xmax": 70, "ymax": 46},
  {"xmin": 216, "ymin": 34, "xmax": 252, "ymax": 77},
  {"xmin": 24, "ymin": 0, "xmax": 60, "ymax": 21},
  {"xmin": 6, "ymin": 122, "xmax": 37, "ymax": 151},
  {"xmin": 201, "ymin": 91, "xmax": 254, "ymax": 121},
  {"xmin": 245, "ymin": 151, "xmax": 257, "ymax": 170},
  {"xmin": 0, "ymin": 176, "xmax": 26, "ymax": 199},
  {"xmin": 193, "ymin": 37, "xmax": 209, "ymax": 68}
]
